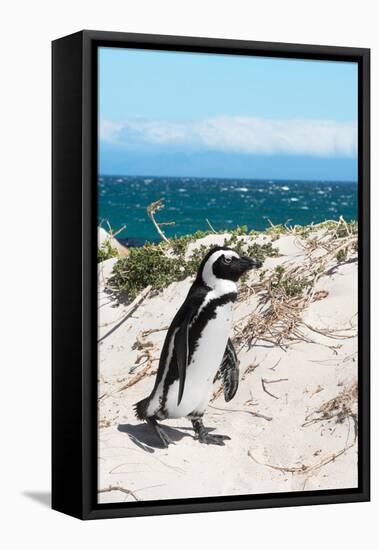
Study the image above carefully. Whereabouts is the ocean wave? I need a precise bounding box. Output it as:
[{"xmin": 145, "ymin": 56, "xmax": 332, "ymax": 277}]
[{"xmin": 98, "ymin": 176, "xmax": 357, "ymax": 241}]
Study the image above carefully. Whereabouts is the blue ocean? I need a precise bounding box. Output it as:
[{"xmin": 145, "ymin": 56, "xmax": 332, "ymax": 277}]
[{"xmin": 98, "ymin": 176, "xmax": 358, "ymax": 246}]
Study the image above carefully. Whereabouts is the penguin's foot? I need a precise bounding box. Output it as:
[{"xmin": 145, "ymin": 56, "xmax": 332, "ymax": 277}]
[
  {"xmin": 191, "ymin": 418, "xmax": 231, "ymax": 446},
  {"xmin": 197, "ymin": 432, "xmax": 231, "ymax": 446},
  {"xmin": 147, "ymin": 418, "xmax": 174, "ymax": 448}
]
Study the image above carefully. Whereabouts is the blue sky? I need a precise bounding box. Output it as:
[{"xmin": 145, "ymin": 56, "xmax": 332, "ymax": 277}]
[{"xmin": 99, "ymin": 47, "xmax": 358, "ymax": 180}]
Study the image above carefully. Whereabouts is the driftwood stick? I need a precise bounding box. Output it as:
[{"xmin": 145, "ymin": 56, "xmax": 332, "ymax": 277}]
[
  {"xmin": 147, "ymin": 199, "xmax": 171, "ymax": 243},
  {"xmin": 141, "ymin": 326, "xmax": 169, "ymax": 338},
  {"xmin": 248, "ymin": 439, "xmax": 355, "ymax": 475},
  {"xmin": 205, "ymin": 218, "xmax": 217, "ymax": 233},
  {"xmin": 117, "ymin": 361, "xmax": 153, "ymax": 392},
  {"xmin": 264, "ymin": 378, "xmax": 288, "ymax": 384},
  {"xmin": 209, "ymin": 404, "xmax": 273, "ymax": 422},
  {"xmin": 105, "ymin": 220, "xmax": 127, "ymax": 239},
  {"xmin": 98, "ymin": 485, "xmax": 140, "ymax": 501},
  {"xmin": 261, "ymin": 378, "xmax": 280, "ymax": 399}
]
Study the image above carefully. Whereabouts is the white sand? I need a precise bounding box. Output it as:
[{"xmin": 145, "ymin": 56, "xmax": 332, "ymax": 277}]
[{"xmin": 97, "ymin": 231, "xmax": 358, "ymax": 504}]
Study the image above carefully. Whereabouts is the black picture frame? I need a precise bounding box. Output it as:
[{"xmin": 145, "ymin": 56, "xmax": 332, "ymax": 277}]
[{"xmin": 52, "ymin": 30, "xmax": 370, "ymax": 520}]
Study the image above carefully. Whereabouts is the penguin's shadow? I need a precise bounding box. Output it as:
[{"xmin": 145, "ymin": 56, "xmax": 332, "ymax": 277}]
[{"xmin": 118, "ymin": 423, "xmax": 192, "ymax": 452}]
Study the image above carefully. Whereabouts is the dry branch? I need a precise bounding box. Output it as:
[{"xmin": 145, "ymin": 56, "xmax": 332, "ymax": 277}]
[
  {"xmin": 106, "ymin": 220, "xmax": 127, "ymax": 240},
  {"xmin": 147, "ymin": 199, "xmax": 174, "ymax": 242},
  {"xmin": 98, "ymin": 485, "xmax": 140, "ymax": 501},
  {"xmin": 248, "ymin": 438, "xmax": 356, "ymax": 475},
  {"xmin": 118, "ymin": 362, "xmax": 153, "ymax": 392},
  {"xmin": 261, "ymin": 377, "xmax": 288, "ymax": 400},
  {"xmin": 302, "ymin": 382, "xmax": 358, "ymax": 429},
  {"xmin": 205, "ymin": 218, "xmax": 217, "ymax": 233},
  {"xmin": 209, "ymin": 404, "xmax": 272, "ymax": 422},
  {"xmin": 234, "ymin": 221, "xmax": 357, "ymax": 352}
]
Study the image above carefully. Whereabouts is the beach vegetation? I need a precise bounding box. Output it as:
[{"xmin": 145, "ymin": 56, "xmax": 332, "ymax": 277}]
[
  {"xmin": 108, "ymin": 230, "xmax": 279, "ymax": 299},
  {"xmin": 270, "ymin": 265, "xmax": 309, "ymax": 297},
  {"xmin": 105, "ymin": 209, "xmax": 358, "ymax": 302},
  {"xmin": 262, "ymin": 218, "xmax": 358, "ymax": 240},
  {"xmin": 98, "ymin": 240, "xmax": 118, "ymax": 263},
  {"xmin": 336, "ymin": 248, "xmax": 348, "ymax": 262}
]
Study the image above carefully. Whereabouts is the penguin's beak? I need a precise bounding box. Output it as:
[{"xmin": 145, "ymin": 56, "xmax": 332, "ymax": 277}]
[{"xmin": 240, "ymin": 256, "xmax": 263, "ymax": 270}]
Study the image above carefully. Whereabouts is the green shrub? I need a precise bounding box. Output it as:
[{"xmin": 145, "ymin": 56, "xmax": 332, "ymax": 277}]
[
  {"xmin": 336, "ymin": 248, "xmax": 348, "ymax": 262},
  {"xmin": 109, "ymin": 230, "xmax": 278, "ymax": 299},
  {"xmin": 97, "ymin": 240, "xmax": 118, "ymax": 263},
  {"xmin": 271, "ymin": 265, "xmax": 309, "ymax": 297},
  {"xmin": 107, "ymin": 218, "xmax": 357, "ymax": 299},
  {"xmin": 110, "ymin": 244, "xmax": 185, "ymax": 298}
]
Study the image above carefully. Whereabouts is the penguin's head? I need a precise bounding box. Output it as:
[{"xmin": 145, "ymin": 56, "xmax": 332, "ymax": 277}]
[{"xmin": 197, "ymin": 246, "xmax": 263, "ymax": 288}]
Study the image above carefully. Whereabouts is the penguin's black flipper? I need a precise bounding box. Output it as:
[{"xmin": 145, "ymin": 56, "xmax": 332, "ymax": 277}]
[
  {"xmin": 174, "ymin": 321, "xmax": 189, "ymax": 405},
  {"xmin": 219, "ymin": 339, "xmax": 239, "ymax": 402}
]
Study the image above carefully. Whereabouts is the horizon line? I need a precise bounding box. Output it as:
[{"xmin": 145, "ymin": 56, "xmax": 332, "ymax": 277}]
[{"xmin": 98, "ymin": 173, "xmax": 358, "ymax": 184}]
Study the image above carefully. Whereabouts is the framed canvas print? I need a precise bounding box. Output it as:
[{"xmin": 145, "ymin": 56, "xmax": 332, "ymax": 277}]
[{"xmin": 52, "ymin": 30, "xmax": 370, "ymax": 520}]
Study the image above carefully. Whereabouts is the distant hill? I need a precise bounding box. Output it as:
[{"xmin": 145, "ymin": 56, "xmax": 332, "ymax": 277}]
[{"xmin": 99, "ymin": 149, "xmax": 357, "ymax": 182}]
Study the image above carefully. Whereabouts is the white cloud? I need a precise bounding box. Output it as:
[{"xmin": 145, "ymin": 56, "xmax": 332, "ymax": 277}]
[{"xmin": 99, "ymin": 116, "xmax": 357, "ymax": 157}]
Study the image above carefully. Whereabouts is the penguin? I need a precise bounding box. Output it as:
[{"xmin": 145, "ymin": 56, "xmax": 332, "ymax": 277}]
[{"xmin": 134, "ymin": 246, "xmax": 263, "ymax": 447}]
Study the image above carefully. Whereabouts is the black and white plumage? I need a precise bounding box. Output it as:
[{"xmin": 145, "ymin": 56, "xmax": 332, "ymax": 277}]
[
  {"xmin": 134, "ymin": 246, "xmax": 263, "ymax": 447},
  {"xmin": 218, "ymin": 338, "xmax": 239, "ymax": 402}
]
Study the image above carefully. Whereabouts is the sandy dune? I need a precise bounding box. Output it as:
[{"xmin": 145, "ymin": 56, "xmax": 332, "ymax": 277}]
[{"xmin": 97, "ymin": 230, "xmax": 358, "ymax": 504}]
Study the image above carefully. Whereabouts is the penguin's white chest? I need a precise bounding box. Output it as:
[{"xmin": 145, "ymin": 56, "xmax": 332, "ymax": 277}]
[{"xmin": 165, "ymin": 301, "xmax": 233, "ymax": 418}]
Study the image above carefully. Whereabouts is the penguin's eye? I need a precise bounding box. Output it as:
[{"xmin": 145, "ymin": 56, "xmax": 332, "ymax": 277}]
[{"xmin": 223, "ymin": 256, "xmax": 232, "ymax": 264}]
